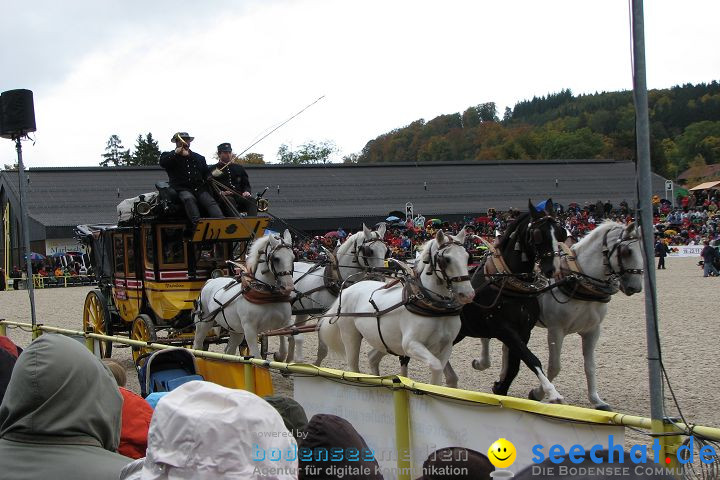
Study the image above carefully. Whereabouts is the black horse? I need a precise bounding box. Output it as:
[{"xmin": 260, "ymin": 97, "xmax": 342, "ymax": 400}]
[{"xmin": 443, "ymin": 199, "xmax": 567, "ymax": 403}]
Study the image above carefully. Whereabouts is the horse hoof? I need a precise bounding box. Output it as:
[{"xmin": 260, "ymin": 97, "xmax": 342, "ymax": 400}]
[
  {"xmin": 273, "ymin": 352, "xmax": 285, "ymax": 362},
  {"xmin": 528, "ymin": 389, "xmax": 541, "ymax": 401},
  {"xmin": 472, "ymin": 359, "xmax": 490, "ymax": 371},
  {"xmin": 548, "ymin": 397, "xmax": 565, "ymax": 405},
  {"xmin": 492, "ymin": 382, "xmax": 506, "ymax": 396},
  {"xmin": 595, "ymin": 404, "xmax": 612, "ymax": 411}
]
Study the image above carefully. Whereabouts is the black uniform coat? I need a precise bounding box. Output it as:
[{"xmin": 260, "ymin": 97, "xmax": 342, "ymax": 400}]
[
  {"xmin": 159, "ymin": 150, "xmax": 211, "ymax": 190},
  {"xmin": 213, "ymin": 162, "xmax": 251, "ymax": 194}
]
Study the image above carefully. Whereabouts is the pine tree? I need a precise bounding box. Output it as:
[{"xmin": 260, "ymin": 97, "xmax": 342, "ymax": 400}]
[
  {"xmin": 100, "ymin": 135, "xmax": 125, "ymax": 167},
  {"xmin": 131, "ymin": 133, "xmax": 161, "ymax": 166}
]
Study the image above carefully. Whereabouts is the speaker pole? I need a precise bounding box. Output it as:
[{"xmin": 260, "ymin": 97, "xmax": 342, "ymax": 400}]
[{"xmin": 14, "ymin": 136, "xmax": 37, "ymax": 328}]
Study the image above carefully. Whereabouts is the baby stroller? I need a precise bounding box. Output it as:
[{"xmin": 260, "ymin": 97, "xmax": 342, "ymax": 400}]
[{"xmin": 136, "ymin": 348, "xmax": 204, "ymax": 398}]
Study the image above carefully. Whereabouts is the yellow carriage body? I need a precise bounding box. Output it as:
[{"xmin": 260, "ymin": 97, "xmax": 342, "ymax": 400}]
[{"xmin": 80, "ymin": 216, "xmax": 270, "ymax": 360}]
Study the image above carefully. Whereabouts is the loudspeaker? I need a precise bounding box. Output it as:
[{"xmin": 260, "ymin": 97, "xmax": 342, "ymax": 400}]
[{"xmin": 0, "ymin": 89, "xmax": 36, "ymax": 139}]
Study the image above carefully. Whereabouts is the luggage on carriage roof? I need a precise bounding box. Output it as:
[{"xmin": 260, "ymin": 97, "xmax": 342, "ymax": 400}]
[{"xmin": 136, "ymin": 348, "xmax": 204, "ymax": 398}]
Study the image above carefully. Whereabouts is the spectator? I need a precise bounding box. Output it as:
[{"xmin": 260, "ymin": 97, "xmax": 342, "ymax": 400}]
[
  {"xmin": 264, "ymin": 395, "xmax": 309, "ymax": 439},
  {"xmin": 144, "ymin": 391, "xmax": 169, "ymax": 410},
  {"xmin": 119, "ymin": 381, "xmax": 296, "ymax": 480},
  {"xmin": 0, "ymin": 334, "xmax": 131, "ymax": 478},
  {"xmin": 654, "ymin": 237, "xmax": 669, "ymax": 270},
  {"xmin": 415, "ymin": 447, "xmax": 494, "ymax": 480},
  {"xmin": 102, "ymin": 359, "xmax": 152, "ymax": 460},
  {"xmin": 701, "ymin": 240, "xmax": 720, "ymax": 277},
  {"xmin": 298, "ymin": 413, "xmax": 383, "ymax": 480},
  {"xmin": 0, "ymin": 337, "xmax": 22, "ymax": 403},
  {"xmin": 9, "ymin": 266, "xmax": 21, "ymax": 290}
]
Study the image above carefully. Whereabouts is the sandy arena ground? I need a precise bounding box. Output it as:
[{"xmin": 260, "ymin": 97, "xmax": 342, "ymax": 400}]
[{"xmin": 1, "ymin": 257, "xmax": 717, "ymax": 446}]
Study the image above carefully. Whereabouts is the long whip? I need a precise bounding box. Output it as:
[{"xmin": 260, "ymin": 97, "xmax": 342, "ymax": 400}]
[{"xmin": 218, "ymin": 95, "xmax": 326, "ymax": 172}]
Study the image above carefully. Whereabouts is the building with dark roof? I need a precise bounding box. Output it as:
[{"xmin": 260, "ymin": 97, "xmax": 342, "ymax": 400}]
[{"xmin": 1, "ymin": 159, "xmax": 669, "ymax": 265}]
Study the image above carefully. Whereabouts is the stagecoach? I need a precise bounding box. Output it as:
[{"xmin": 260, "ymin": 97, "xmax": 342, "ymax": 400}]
[{"xmin": 77, "ymin": 184, "xmax": 270, "ymax": 361}]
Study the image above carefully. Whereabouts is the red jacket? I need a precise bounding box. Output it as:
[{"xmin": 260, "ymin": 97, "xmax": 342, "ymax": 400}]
[{"xmin": 118, "ymin": 387, "xmax": 153, "ymax": 459}]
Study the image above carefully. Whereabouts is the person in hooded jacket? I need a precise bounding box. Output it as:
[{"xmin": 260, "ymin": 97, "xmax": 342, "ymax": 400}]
[
  {"xmin": 0, "ymin": 336, "xmax": 22, "ymax": 403},
  {"xmin": 119, "ymin": 381, "xmax": 297, "ymax": 480},
  {"xmin": 298, "ymin": 414, "xmax": 384, "ymax": 480},
  {"xmin": 102, "ymin": 358, "xmax": 153, "ymax": 460},
  {"xmin": 0, "ymin": 334, "xmax": 132, "ymax": 480}
]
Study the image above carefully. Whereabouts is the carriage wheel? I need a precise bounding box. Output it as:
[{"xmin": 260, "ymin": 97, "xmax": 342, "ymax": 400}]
[
  {"xmin": 131, "ymin": 314, "xmax": 157, "ymax": 363},
  {"xmin": 82, "ymin": 289, "xmax": 113, "ymax": 358}
]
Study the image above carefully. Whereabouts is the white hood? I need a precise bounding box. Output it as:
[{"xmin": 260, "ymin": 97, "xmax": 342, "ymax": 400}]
[{"xmin": 127, "ymin": 381, "xmax": 297, "ymax": 480}]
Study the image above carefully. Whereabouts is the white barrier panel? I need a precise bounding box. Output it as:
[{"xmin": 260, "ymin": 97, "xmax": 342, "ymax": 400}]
[
  {"xmin": 408, "ymin": 394, "xmax": 623, "ymax": 475},
  {"xmin": 667, "ymin": 245, "xmax": 704, "ymax": 257},
  {"xmin": 295, "ymin": 376, "xmax": 624, "ymax": 479},
  {"xmin": 295, "ymin": 377, "xmax": 399, "ymax": 476}
]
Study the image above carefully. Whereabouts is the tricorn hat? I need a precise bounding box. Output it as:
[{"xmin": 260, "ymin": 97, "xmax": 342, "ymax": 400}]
[
  {"xmin": 172, "ymin": 132, "xmax": 194, "ymax": 143},
  {"xmin": 217, "ymin": 142, "xmax": 232, "ymax": 153}
]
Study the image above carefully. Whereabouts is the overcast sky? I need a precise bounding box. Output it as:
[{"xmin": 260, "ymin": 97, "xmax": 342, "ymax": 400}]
[{"xmin": 1, "ymin": 0, "xmax": 718, "ymax": 168}]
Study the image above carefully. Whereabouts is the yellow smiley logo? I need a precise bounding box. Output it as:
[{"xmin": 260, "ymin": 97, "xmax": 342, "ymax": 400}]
[{"xmin": 488, "ymin": 438, "xmax": 517, "ymax": 469}]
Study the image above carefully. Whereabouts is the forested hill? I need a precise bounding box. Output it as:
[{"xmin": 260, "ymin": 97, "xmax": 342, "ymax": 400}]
[{"xmin": 357, "ymin": 82, "xmax": 720, "ymax": 178}]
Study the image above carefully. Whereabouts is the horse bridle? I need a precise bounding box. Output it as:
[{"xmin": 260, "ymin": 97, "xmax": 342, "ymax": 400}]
[
  {"xmin": 603, "ymin": 225, "xmax": 643, "ymax": 277},
  {"xmin": 425, "ymin": 240, "xmax": 471, "ymax": 290},
  {"xmin": 257, "ymin": 237, "xmax": 294, "ymax": 283},
  {"xmin": 354, "ymin": 232, "xmax": 390, "ymax": 267},
  {"xmin": 526, "ymin": 215, "xmax": 564, "ymax": 262}
]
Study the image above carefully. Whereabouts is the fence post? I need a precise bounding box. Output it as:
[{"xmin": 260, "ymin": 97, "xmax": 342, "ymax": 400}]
[
  {"xmin": 658, "ymin": 418, "xmax": 683, "ymax": 471},
  {"xmin": 244, "ymin": 363, "xmax": 255, "ymax": 394},
  {"xmin": 31, "ymin": 324, "xmax": 42, "ymax": 339},
  {"xmin": 85, "ymin": 335, "xmax": 95, "ymax": 355},
  {"xmin": 393, "ymin": 386, "xmax": 411, "ymax": 480}
]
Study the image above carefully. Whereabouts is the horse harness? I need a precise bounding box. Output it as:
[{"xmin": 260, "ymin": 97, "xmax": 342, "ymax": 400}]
[
  {"xmin": 472, "ymin": 237, "xmax": 550, "ymax": 300},
  {"xmin": 553, "ymin": 225, "xmax": 643, "ymax": 303},
  {"xmin": 293, "ymin": 235, "xmax": 388, "ymax": 310},
  {"xmin": 555, "ymin": 243, "xmax": 619, "ymax": 303},
  {"xmin": 602, "ymin": 224, "xmax": 643, "ymax": 277},
  {"xmin": 196, "ymin": 239, "xmax": 293, "ymax": 326},
  {"xmin": 329, "ymin": 240, "xmax": 468, "ymax": 363}
]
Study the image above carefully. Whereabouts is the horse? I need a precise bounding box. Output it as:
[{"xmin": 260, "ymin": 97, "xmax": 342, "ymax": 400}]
[
  {"xmin": 529, "ymin": 220, "xmax": 643, "ymax": 409},
  {"xmin": 275, "ymin": 223, "xmax": 389, "ymax": 363},
  {"xmin": 317, "ymin": 229, "xmax": 474, "ymax": 385},
  {"xmin": 442, "ymin": 199, "xmax": 567, "ymax": 403},
  {"xmin": 191, "ymin": 230, "xmax": 295, "ymax": 358},
  {"xmin": 475, "ymin": 221, "xmax": 644, "ymax": 408}
]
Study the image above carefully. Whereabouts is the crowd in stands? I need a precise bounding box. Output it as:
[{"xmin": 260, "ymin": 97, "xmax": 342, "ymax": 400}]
[{"xmin": 292, "ymin": 192, "xmax": 720, "ymax": 264}]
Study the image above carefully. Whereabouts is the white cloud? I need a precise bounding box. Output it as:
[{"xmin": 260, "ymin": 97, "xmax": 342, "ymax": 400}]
[{"xmin": 1, "ymin": 0, "xmax": 718, "ymax": 168}]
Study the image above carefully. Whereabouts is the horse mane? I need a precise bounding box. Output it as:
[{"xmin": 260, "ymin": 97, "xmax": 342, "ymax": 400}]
[
  {"xmin": 414, "ymin": 238, "xmax": 435, "ymax": 275},
  {"xmin": 246, "ymin": 235, "xmax": 271, "ymax": 272},
  {"xmin": 574, "ymin": 220, "xmax": 625, "ymax": 250},
  {"xmin": 496, "ymin": 212, "xmax": 531, "ymax": 251},
  {"xmin": 336, "ymin": 230, "xmax": 363, "ymax": 260}
]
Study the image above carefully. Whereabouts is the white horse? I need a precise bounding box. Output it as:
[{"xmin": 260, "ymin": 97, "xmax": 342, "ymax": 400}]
[
  {"xmin": 317, "ymin": 229, "xmax": 474, "ymax": 385},
  {"xmin": 192, "ymin": 230, "xmax": 296, "ymax": 358},
  {"xmin": 276, "ymin": 224, "xmax": 389, "ymax": 363},
  {"xmin": 477, "ymin": 221, "xmax": 643, "ymax": 409}
]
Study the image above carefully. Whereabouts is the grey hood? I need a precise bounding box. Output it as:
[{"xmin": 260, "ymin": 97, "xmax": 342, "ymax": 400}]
[{"xmin": 0, "ymin": 334, "xmax": 122, "ymax": 451}]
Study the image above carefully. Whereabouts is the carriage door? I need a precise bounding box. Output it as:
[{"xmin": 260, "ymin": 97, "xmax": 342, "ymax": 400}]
[
  {"xmin": 124, "ymin": 233, "xmax": 142, "ymax": 320},
  {"xmin": 112, "ymin": 233, "xmax": 140, "ymax": 322}
]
